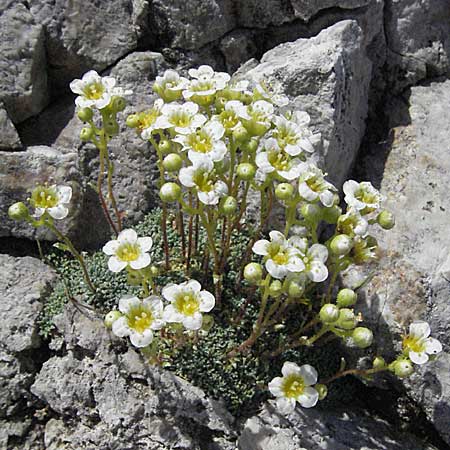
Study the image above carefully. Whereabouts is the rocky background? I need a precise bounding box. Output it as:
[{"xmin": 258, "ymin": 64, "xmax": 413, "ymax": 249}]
[{"xmin": 1, "ymin": 0, "xmax": 450, "ymax": 449}]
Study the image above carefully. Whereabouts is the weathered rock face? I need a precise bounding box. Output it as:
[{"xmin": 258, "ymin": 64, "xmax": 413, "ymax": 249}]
[
  {"xmin": 0, "ymin": 105, "xmax": 22, "ymax": 150},
  {"xmin": 29, "ymin": 0, "xmax": 148, "ymax": 92},
  {"xmin": 239, "ymin": 403, "xmax": 438, "ymax": 450},
  {"xmin": 348, "ymin": 79, "xmax": 450, "ymax": 445},
  {"xmin": 236, "ymin": 20, "xmax": 372, "ymax": 187},
  {"xmin": 0, "ymin": 1, "xmax": 48, "ymax": 123}
]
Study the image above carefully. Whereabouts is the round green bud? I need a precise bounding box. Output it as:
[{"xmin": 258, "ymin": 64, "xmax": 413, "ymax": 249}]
[
  {"xmin": 104, "ymin": 119, "xmax": 119, "ymax": 136},
  {"xmin": 236, "ymin": 163, "xmax": 256, "ymax": 181},
  {"xmin": 336, "ymin": 288, "xmax": 357, "ymax": 308},
  {"xmin": 104, "ymin": 310, "xmax": 122, "ymax": 329},
  {"xmin": 201, "ymin": 314, "xmax": 214, "ymax": 332},
  {"xmin": 242, "ymin": 138, "xmax": 259, "ymax": 153},
  {"xmin": 322, "ymin": 205, "xmax": 342, "ymax": 224},
  {"xmin": 275, "ymin": 183, "xmax": 295, "ymax": 201},
  {"xmin": 243, "ymin": 263, "xmax": 263, "ymax": 284},
  {"xmin": 214, "ymin": 96, "xmax": 226, "ymax": 112},
  {"xmin": 126, "ymin": 114, "xmax": 140, "ymax": 128},
  {"xmin": 214, "ymin": 157, "xmax": 230, "ymax": 175},
  {"xmin": 336, "ymin": 308, "xmax": 357, "ymax": 330},
  {"xmin": 372, "ymin": 356, "xmax": 386, "ymax": 369},
  {"xmin": 8, "ymin": 202, "xmax": 30, "ymax": 221},
  {"xmin": 377, "ymin": 210, "xmax": 395, "ymax": 230},
  {"xmin": 219, "ymin": 196, "xmax": 238, "ymax": 216},
  {"xmin": 232, "ymin": 125, "xmax": 249, "ymax": 143},
  {"xmin": 80, "ymin": 126, "xmax": 94, "ymax": 142},
  {"xmin": 126, "ymin": 268, "xmax": 143, "ymax": 286},
  {"xmin": 319, "ymin": 304, "xmax": 340, "ymax": 324},
  {"xmin": 301, "ymin": 203, "xmax": 321, "ymax": 222},
  {"xmin": 159, "ymin": 182, "xmax": 181, "ymax": 202},
  {"xmin": 392, "ymin": 359, "xmax": 414, "ymax": 378},
  {"xmin": 150, "ymin": 265, "xmax": 159, "ymax": 277},
  {"xmin": 111, "ymin": 96, "xmax": 126, "ymax": 112},
  {"xmin": 352, "ymin": 327, "xmax": 373, "ymax": 349},
  {"xmin": 77, "ymin": 107, "xmax": 93, "ymax": 122},
  {"xmin": 330, "ymin": 234, "xmax": 353, "ymax": 256},
  {"xmin": 286, "ymin": 279, "xmax": 304, "ymax": 298},
  {"xmin": 158, "ymin": 139, "xmax": 171, "ymax": 154},
  {"xmin": 162, "ymin": 153, "xmax": 183, "ymax": 172},
  {"xmin": 315, "ymin": 384, "xmax": 328, "ymax": 401},
  {"xmin": 269, "ymin": 280, "xmax": 283, "ymax": 298}
]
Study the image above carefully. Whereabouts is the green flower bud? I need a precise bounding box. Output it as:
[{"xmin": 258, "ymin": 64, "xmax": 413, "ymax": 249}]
[
  {"xmin": 352, "ymin": 327, "xmax": 373, "ymax": 349},
  {"xmin": 80, "ymin": 126, "xmax": 94, "ymax": 142},
  {"xmin": 232, "ymin": 125, "xmax": 249, "ymax": 143},
  {"xmin": 162, "ymin": 153, "xmax": 183, "ymax": 172},
  {"xmin": 126, "ymin": 268, "xmax": 143, "ymax": 286},
  {"xmin": 104, "ymin": 118, "xmax": 119, "ymax": 136},
  {"xmin": 201, "ymin": 314, "xmax": 214, "ymax": 333},
  {"xmin": 319, "ymin": 304, "xmax": 340, "ymax": 324},
  {"xmin": 159, "ymin": 182, "xmax": 181, "ymax": 202},
  {"xmin": 126, "ymin": 114, "xmax": 140, "ymax": 128},
  {"xmin": 301, "ymin": 203, "xmax": 321, "ymax": 222},
  {"xmin": 377, "ymin": 210, "xmax": 395, "ymax": 230},
  {"xmin": 336, "ymin": 288, "xmax": 357, "ymax": 308},
  {"xmin": 322, "ymin": 205, "xmax": 342, "ymax": 224},
  {"xmin": 150, "ymin": 265, "xmax": 159, "ymax": 277},
  {"xmin": 372, "ymin": 356, "xmax": 386, "ymax": 369},
  {"xmin": 242, "ymin": 138, "xmax": 259, "ymax": 153},
  {"xmin": 330, "ymin": 234, "xmax": 353, "ymax": 256},
  {"xmin": 77, "ymin": 107, "xmax": 93, "ymax": 122},
  {"xmin": 236, "ymin": 163, "xmax": 256, "ymax": 181},
  {"xmin": 8, "ymin": 202, "xmax": 30, "ymax": 221},
  {"xmin": 392, "ymin": 359, "xmax": 414, "ymax": 378},
  {"xmin": 275, "ymin": 183, "xmax": 295, "ymax": 201},
  {"xmin": 158, "ymin": 139, "xmax": 171, "ymax": 154},
  {"xmin": 286, "ymin": 278, "xmax": 304, "ymax": 298},
  {"xmin": 219, "ymin": 196, "xmax": 237, "ymax": 216},
  {"xmin": 214, "ymin": 96, "xmax": 227, "ymax": 112},
  {"xmin": 104, "ymin": 310, "xmax": 122, "ymax": 329},
  {"xmin": 315, "ymin": 384, "xmax": 328, "ymax": 400},
  {"xmin": 214, "ymin": 158, "xmax": 230, "ymax": 175},
  {"xmin": 243, "ymin": 263, "xmax": 263, "ymax": 284},
  {"xmin": 336, "ymin": 308, "xmax": 357, "ymax": 330},
  {"xmin": 110, "ymin": 96, "xmax": 126, "ymax": 112},
  {"xmin": 269, "ymin": 280, "xmax": 283, "ymax": 298}
]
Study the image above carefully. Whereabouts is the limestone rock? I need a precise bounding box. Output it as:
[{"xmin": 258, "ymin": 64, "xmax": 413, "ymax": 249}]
[
  {"xmin": 236, "ymin": 20, "xmax": 372, "ymax": 187},
  {"xmin": 0, "ymin": 1, "xmax": 48, "ymax": 123},
  {"xmin": 0, "ymin": 106, "xmax": 22, "ymax": 150},
  {"xmin": 220, "ymin": 30, "xmax": 259, "ymax": 73}
]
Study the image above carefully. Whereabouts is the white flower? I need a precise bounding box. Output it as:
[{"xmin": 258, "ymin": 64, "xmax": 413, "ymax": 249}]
[
  {"xmin": 70, "ymin": 70, "xmax": 131, "ymax": 109},
  {"xmin": 337, "ymin": 207, "xmax": 368, "ymax": 237},
  {"xmin": 343, "ymin": 180, "xmax": 384, "ymax": 214},
  {"xmin": 139, "ymin": 99, "xmax": 164, "ymax": 139},
  {"xmin": 179, "ymin": 159, "xmax": 228, "ymax": 205},
  {"xmin": 103, "ymin": 229, "xmax": 153, "ymax": 273},
  {"xmin": 112, "ymin": 295, "xmax": 165, "ymax": 347},
  {"xmin": 253, "ymin": 231, "xmax": 305, "ymax": 279},
  {"xmin": 254, "ymin": 83, "xmax": 289, "ymax": 107},
  {"xmin": 173, "ymin": 121, "xmax": 227, "ymax": 163},
  {"xmin": 30, "ymin": 185, "xmax": 72, "ymax": 220},
  {"xmin": 162, "ymin": 279, "xmax": 215, "ymax": 330},
  {"xmin": 243, "ymin": 100, "xmax": 274, "ymax": 136},
  {"xmin": 403, "ymin": 321, "xmax": 442, "ymax": 365},
  {"xmin": 153, "ymin": 69, "xmax": 189, "ymax": 102},
  {"xmin": 154, "ymin": 102, "xmax": 207, "ymax": 135},
  {"xmin": 289, "ymin": 239, "xmax": 329, "ymax": 283},
  {"xmin": 272, "ymin": 113, "xmax": 316, "ymax": 156},
  {"xmin": 217, "ymin": 100, "xmax": 251, "ymax": 132},
  {"xmin": 255, "ymin": 138, "xmax": 305, "ymax": 181},
  {"xmin": 183, "ymin": 65, "xmax": 230, "ymax": 100},
  {"xmin": 298, "ymin": 165, "xmax": 337, "ymax": 207},
  {"xmin": 268, "ymin": 362, "xmax": 319, "ymax": 414}
]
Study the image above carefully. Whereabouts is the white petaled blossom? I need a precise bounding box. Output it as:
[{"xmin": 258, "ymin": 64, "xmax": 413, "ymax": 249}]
[
  {"xmin": 269, "ymin": 362, "xmax": 319, "ymax": 414},
  {"xmin": 272, "ymin": 112, "xmax": 317, "ymax": 156},
  {"xmin": 179, "ymin": 159, "xmax": 228, "ymax": 205},
  {"xmin": 162, "ymin": 279, "xmax": 215, "ymax": 330},
  {"xmin": 254, "ymin": 83, "xmax": 289, "ymax": 107},
  {"xmin": 298, "ymin": 165, "xmax": 337, "ymax": 207},
  {"xmin": 289, "ymin": 237, "xmax": 329, "ymax": 283},
  {"xmin": 30, "ymin": 185, "xmax": 72, "ymax": 220},
  {"xmin": 173, "ymin": 121, "xmax": 227, "ymax": 163},
  {"xmin": 183, "ymin": 65, "xmax": 230, "ymax": 100},
  {"xmin": 112, "ymin": 295, "xmax": 165, "ymax": 347},
  {"xmin": 139, "ymin": 99, "xmax": 164, "ymax": 139},
  {"xmin": 70, "ymin": 70, "xmax": 132, "ymax": 109},
  {"xmin": 403, "ymin": 321, "xmax": 442, "ymax": 365},
  {"xmin": 154, "ymin": 102, "xmax": 207, "ymax": 135},
  {"xmin": 253, "ymin": 231, "xmax": 305, "ymax": 279},
  {"xmin": 103, "ymin": 229, "xmax": 153, "ymax": 273},
  {"xmin": 217, "ymin": 100, "xmax": 251, "ymax": 132},
  {"xmin": 343, "ymin": 180, "xmax": 384, "ymax": 214},
  {"xmin": 337, "ymin": 207, "xmax": 368, "ymax": 237},
  {"xmin": 153, "ymin": 69, "xmax": 189, "ymax": 102},
  {"xmin": 243, "ymin": 100, "xmax": 274, "ymax": 136},
  {"xmin": 255, "ymin": 138, "xmax": 305, "ymax": 181}
]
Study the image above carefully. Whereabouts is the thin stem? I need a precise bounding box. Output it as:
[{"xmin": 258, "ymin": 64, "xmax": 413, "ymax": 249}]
[
  {"xmin": 178, "ymin": 204, "xmax": 186, "ymax": 264},
  {"xmin": 320, "ymin": 367, "xmax": 388, "ymax": 385},
  {"xmin": 98, "ymin": 147, "xmax": 118, "ymax": 235},
  {"xmin": 162, "ymin": 205, "xmax": 170, "ymax": 270},
  {"xmin": 104, "ymin": 151, "xmax": 122, "ymax": 232},
  {"xmin": 186, "ymin": 193, "xmax": 194, "ymax": 273}
]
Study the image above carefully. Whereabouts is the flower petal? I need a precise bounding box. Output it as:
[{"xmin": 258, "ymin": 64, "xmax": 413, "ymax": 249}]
[
  {"xmin": 129, "ymin": 253, "xmax": 151, "ymax": 270},
  {"xmin": 108, "ymin": 256, "xmax": 128, "ymax": 273},
  {"xmin": 163, "ymin": 304, "xmax": 184, "ymax": 323},
  {"xmin": 162, "ymin": 284, "xmax": 179, "ymax": 302},
  {"xmin": 308, "ymin": 244, "xmax": 328, "ymax": 263},
  {"xmin": 409, "ymin": 321, "xmax": 431, "ymax": 339},
  {"xmin": 297, "ymin": 386, "xmax": 319, "ymax": 408},
  {"xmin": 103, "ymin": 239, "xmax": 119, "ymax": 255},
  {"xmin": 137, "ymin": 236, "xmax": 153, "ymax": 252},
  {"xmin": 182, "ymin": 312, "xmax": 203, "ymax": 330},
  {"xmin": 199, "ymin": 291, "xmax": 215, "ymax": 312},
  {"xmin": 307, "ymin": 261, "xmax": 328, "ymax": 283},
  {"xmin": 425, "ymin": 337, "xmax": 442, "ymax": 355},
  {"xmin": 118, "ymin": 295, "xmax": 141, "ymax": 314},
  {"xmin": 268, "ymin": 377, "xmax": 284, "ymax": 397},
  {"xmin": 130, "ymin": 329, "xmax": 154, "ymax": 348},
  {"xmin": 48, "ymin": 205, "xmax": 68, "ymax": 220},
  {"xmin": 269, "ymin": 230, "xmax": 286, "ymax": 245},
  {"xmin": 409, "ymin": 351, "xmax": 429, "ymax": 365},
  {"xmin": 117, "ymin": 229, "xmax": 138, "ymax": 244},
  {"xmin": 281, "ymin": 361, "xmax": 301, "ymax": 377},
  {"xmin": 298, "ymin": 364, "xmax": 318, "ymax": 386},
  {"xmin": 252, "ymin": 239, "xmax": 270, "ymax": 256},
  {"xmin": 56, "ymin": 186, "xmax": 72, "ymax": 203},
  {"xmin": 112, "ymin": 316, "xmax": 131, "ymax": 338},
  {"xmin": 266, "ymin": 259, "xmax": 287, "ymax": 279}
]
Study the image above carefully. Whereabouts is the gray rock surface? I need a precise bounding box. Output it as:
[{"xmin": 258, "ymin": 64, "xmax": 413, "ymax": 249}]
[
  {"xmin": 347, "ymin": 79, "xmax": 450, "ymax": 444},
  {"xmin": 0, "ymin": 1, "xmax": 48, "ymax": 123},
  {"xmin": 236, "ymin": 20, "xmax": 372, "ymax": 187},
  {"xmin": 239, "ymin": 403, "xmax": 438, "ymax": 450},
  {"xmin": 0, "ymin": 105, "xmax": 22, "ymax": 150}
]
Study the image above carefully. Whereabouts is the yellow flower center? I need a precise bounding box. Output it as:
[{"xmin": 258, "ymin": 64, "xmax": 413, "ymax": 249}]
[
  {"xmin": 116, "ymin": 243, "xmax": 141, "ymax": 262},
  {"xmin": 31, "ymin": 186, "xmax": 59, "ymax": 209},
  {"xmin": 127, "ymin": 306, "xmax": 153, "ymax": 334},
  {"xmin": 282, "ymin": 374, "xmax": 305, "ymax": 398},
  {"xmin": 83, "ymin": 82, "xmax": 105, "ymax": 100},
  {"xmin": 306, "ymin": 176, "xmax": 325, "ymax": 193},
  {"xmin": 170, "ymin": 112, "xmax": 192, "ymax": 127},
  {"xmin": 403, "ymin": 335, "xmax": 426, "ymax": 353},
  {"xmin": 219, "ymin": 111, "xmax": 239, "ymax": 129},
  {"xmin": 268, "ymin": 243, "xmax": 289, "ymax": 265},
  {"xmin": 138, "ymin": 109, "xmax": 159, "ymax": 131},
  {"xmin": 268, "ymin": 151, "xmax": 290, "ymax": 171},
  {"xmin": 187, "ymin": 131, "xmax": 212, "ymax": 153},
  {"xmin": 191, "ymin": 80, "xmax": 215, "ymax": 93},
  {"xmin": 175, "ymin": 292, "xmax": 200, "ymax": 316},
  {"xmin": 355, "ymin": 188, "xmax": 377, "ymax": 205},
  {"xmin": 193, "ymin": 170, "xmax": 214, "ymax": 192},
  {"xmin": 274, "ymin": 125, "xmax": 298, "ymax": 146}
]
